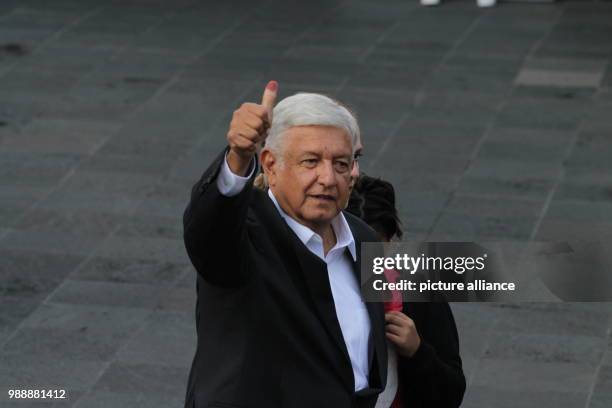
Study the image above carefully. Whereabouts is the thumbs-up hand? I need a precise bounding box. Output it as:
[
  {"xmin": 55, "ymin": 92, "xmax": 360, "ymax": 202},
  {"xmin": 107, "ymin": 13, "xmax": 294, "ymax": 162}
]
[{"xmin": 226, "ymin": 81, "xmax": 278, "ymax": 176}]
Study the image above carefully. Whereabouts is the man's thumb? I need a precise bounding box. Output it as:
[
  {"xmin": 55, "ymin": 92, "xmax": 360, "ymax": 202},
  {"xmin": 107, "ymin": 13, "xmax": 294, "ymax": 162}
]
[{"xmin": 261, "ymin": 80, "xmax": 278, "ymax": 115}]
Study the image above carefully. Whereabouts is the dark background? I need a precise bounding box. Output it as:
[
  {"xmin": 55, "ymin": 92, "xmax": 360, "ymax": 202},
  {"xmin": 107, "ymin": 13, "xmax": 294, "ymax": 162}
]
[{"xmin": 0, "ymin": 0, "xmax": 611, "ymax": 407}]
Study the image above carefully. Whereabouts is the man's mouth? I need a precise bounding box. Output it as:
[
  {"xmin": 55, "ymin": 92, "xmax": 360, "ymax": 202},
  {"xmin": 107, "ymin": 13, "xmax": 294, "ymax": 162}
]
[{"xmin": 311, "ymin": 194, "xmax": 336, "ymax": 201}]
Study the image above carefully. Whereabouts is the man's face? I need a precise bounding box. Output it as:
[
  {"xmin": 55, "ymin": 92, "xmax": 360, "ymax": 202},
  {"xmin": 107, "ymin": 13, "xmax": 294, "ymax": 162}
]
[{"xmin": 264, "ymin": 126, "xmax": 353, "ymax": 231}]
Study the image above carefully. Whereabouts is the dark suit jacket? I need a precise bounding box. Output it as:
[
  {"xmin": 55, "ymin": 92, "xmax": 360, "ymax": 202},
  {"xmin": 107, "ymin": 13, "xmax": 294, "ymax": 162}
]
[
  {"xmin": 398, "ymin": 301, "xmax": 466, "ymax": 408},
  {"xmin": 183, "ymin": 150, "xmax": 388, "ymax": 408}
]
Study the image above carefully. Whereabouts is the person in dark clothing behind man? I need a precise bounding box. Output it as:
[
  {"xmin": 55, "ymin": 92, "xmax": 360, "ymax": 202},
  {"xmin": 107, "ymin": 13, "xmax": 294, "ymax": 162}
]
[{"xmin": 347, "ymin": 175, "xmax": 466, "ymax": 408}]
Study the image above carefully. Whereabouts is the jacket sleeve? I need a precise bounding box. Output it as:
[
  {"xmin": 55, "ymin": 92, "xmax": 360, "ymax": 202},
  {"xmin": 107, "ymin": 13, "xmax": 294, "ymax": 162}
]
[
  {"xmin": 398, "ymin": 302, "xmax": 466, "ymax": 408},
  {"xmin": 182, "ymin": 148, "xmax": 256, "ymax": 287}
]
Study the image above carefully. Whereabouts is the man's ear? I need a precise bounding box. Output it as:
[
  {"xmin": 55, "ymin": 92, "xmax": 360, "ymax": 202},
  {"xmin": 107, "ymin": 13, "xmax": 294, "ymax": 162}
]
[{"xmin": 260, "ymin": 149, "xmax": 277, "ymax": 187}]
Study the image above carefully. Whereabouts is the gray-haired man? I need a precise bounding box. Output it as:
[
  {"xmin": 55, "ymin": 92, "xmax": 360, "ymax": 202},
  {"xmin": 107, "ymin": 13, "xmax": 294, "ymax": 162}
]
[{"xmin": 183, "ymin": 81, "xmax": 387, "ymax": 408}]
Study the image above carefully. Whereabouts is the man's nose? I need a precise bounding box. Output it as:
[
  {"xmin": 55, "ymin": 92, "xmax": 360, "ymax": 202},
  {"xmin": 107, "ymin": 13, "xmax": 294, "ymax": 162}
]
[
  {"xmin": 350, "ymin": 160, "xmax": 360, "ymax": 181},
  {"xmin": 317, "ymin": 161, "xmax": 337, "ymax": 187}
]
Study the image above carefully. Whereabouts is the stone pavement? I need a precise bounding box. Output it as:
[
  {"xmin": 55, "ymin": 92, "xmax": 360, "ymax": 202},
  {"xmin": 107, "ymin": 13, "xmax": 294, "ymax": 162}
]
[{"xmin": 0, "ymin": 0, "xmax": 611, "ymax": 407}]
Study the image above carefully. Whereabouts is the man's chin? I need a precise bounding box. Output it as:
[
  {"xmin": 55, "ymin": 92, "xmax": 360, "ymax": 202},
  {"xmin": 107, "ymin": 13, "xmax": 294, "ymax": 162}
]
[{"xmin": 302, "ymin": 209, "xmax": 339, "ymax": 226}]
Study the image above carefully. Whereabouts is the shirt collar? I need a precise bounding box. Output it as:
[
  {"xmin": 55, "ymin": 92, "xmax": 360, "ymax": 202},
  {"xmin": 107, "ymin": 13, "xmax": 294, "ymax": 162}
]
[{"xmin": 267, "ymin": 189, "xmax": 357, "ymax": 261}]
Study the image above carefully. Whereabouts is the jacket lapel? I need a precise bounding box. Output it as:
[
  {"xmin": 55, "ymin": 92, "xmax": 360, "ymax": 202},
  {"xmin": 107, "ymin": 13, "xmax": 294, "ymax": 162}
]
[
  {"xmin": 349, "ymin": 226, "xmax": 388, "ymax": 391},
  {"xmin": 291, "ymin": 238, "xmax": 354, "ymax": 367}
]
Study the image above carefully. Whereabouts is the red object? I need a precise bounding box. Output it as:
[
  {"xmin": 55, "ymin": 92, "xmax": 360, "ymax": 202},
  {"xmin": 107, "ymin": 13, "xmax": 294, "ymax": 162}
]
[
  {"xmin": 383, "ymin": 268, "xmax": 403, "ymax": 312},
  {"xmin": 383, "ymin": 268, "xmax": 403, "ymax": 407},
  {"xmin": 266, "ymin": 80, "xmax": 278, "ymax": 92}
]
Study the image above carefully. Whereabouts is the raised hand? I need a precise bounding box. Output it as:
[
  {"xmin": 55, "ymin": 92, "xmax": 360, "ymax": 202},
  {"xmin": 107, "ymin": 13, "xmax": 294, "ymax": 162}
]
[{"xmin": 226, "ymin": 80, "xmax": 278, "ymax": 176}]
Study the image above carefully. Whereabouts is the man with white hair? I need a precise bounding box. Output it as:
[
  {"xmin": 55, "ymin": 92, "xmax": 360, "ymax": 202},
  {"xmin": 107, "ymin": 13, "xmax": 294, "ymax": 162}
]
[{"xmin": 183, "ymin": 81, "xmax": 388, "ymax": 407}]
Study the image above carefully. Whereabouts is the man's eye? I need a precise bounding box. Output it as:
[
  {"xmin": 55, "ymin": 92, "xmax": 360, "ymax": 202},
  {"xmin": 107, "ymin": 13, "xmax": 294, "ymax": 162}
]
[
  {"xmin": 334, "ymin": 161, "xmax": 350, "ymax": 172},
  {"xmin": 353, "ymin": 152, "xmax": 363, "ymax": 161},
  {"xmin": 302, "ymin": 159, "xmax": 317, "ymax": 167}
]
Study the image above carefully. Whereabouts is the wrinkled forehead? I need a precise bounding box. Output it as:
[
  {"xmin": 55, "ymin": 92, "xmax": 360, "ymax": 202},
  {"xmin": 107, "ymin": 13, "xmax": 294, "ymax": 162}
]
[{"xmin": 283, "ymin": 125, "xmax": 353, "ymax": 155}]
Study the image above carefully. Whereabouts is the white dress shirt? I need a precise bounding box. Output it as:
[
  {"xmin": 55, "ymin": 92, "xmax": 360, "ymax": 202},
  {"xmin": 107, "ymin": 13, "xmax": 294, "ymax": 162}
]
[{"xmin": 217, "ymin": 156, "xmax": 372, "ymax": 391}]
